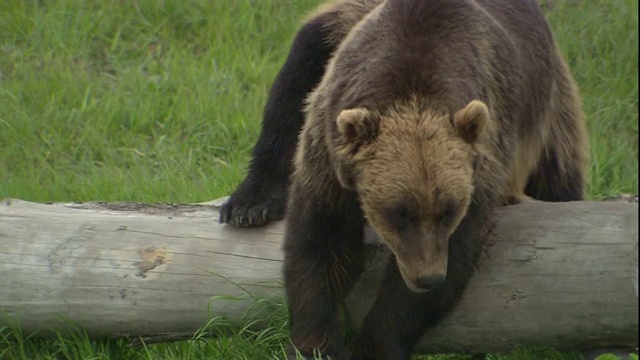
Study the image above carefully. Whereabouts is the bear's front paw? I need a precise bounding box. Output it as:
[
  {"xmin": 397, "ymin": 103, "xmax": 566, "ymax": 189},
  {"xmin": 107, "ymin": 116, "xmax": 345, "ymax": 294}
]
[{"xmin": 219, "ymin": 181, "xmax": 287, "ymax": 227}]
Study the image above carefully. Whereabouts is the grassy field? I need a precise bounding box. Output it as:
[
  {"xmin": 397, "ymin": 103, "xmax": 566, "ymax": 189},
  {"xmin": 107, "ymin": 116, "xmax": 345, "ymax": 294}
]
[{"xmin": 0, "ymin": 0, "xmax": 637, "ymax": 359}]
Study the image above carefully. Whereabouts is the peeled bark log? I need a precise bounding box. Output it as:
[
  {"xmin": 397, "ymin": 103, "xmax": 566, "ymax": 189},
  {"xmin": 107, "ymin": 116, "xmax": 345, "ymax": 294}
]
[{"xmin": 0, "ymin": 198, "xmax": 637, "ymax": 353}]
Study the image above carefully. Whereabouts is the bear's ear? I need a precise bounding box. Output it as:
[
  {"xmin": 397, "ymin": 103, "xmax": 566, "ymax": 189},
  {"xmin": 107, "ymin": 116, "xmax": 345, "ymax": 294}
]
[
  {"xmin": 336, "ymin": 108, "xmax": 378, "ymax": 155},
  {"xmin": 453, "ymin": 100, "xmax": 488, "ymax": 144}
]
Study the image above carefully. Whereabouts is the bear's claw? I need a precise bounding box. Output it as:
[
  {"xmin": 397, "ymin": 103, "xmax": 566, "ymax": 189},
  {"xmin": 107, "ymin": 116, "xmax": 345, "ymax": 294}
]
[{"xmin": 219, "ymin": 194, "xmax": 286, "ymax": 227}]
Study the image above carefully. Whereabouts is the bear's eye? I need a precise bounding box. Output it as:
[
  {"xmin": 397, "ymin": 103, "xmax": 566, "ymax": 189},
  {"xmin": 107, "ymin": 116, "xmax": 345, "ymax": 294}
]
[
  {"xmin": 439, "ymin": 199, "xmax": 459, "ymax": 226},
  {"xmin": 473, "ymin": 153, "xmax": 481, "ymax": 172},
  {"xmin": 387, "ymin": 203, "xmax": 419, "ymax": 229}
]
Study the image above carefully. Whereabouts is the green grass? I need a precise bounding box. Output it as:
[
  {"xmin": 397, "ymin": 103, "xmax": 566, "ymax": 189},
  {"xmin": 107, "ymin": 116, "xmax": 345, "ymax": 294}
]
[{"xmin": 0, "ymin": 0, "xmax": 637, "ymax": 359}]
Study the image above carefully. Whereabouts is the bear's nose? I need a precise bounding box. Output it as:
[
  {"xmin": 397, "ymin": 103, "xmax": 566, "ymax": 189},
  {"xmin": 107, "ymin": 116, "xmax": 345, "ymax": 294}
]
[{"xmin": 416, "ymin": 274, "xmax": 447, "ymax": 290}]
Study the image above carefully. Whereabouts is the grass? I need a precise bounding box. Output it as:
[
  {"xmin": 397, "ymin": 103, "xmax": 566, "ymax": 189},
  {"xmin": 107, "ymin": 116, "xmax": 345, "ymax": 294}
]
[{"xmin": 0, "ymin": 0, "xmax": 637, "ymax": 359}]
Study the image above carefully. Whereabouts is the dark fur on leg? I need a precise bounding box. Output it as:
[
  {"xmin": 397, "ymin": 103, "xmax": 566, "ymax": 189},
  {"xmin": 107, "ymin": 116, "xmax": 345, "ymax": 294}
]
[
  {"xmin": 525, "ymin": 64, "xmax": 588, "ymax": 203},
  {"xmin": 219, "ymin": 16, "xmax": 336, "ymax": 227},
  {"xmin": 350, "ymin": 200, "xmax": 495, "ymax": 360},
  {"xmin": 524, "ymin": 147, "xmax": 585, "ymax": 202},
  {"xmin": 284, "ymin": 189, "xmax": 366, "ymax": 360}
]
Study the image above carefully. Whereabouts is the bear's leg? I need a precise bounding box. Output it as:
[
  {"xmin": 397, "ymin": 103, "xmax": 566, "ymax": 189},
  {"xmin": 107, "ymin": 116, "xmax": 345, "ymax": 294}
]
[
  {"xmin": 524, "ymin": 146, "xmax": 586, "ymax": 202},
  {"xmin": 283, "ymin": 191, "xmax": 366, "ymax": 360},
  {"xmin": 351, "ymin": 202, "xmax": 493, "ymax": 360},
  {"xmin": 219, "ymin": 16, "xmax": 336, "ymax": 227},
  {"xmin": 524, "ymin": 117, "xmax": 588, "ymax": 201},
  {"xmin": 525, "ymin": 70, "xmax": 588, "ymax": 203}
]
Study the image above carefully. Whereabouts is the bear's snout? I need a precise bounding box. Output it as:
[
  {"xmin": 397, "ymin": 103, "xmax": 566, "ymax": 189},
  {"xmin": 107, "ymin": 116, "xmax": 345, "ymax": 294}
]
[
  {"xmin": 392, "ymin": 229, "xmax": 450, "ymax": 293},
  {"xmin": 416, "ymin": 273, "xmax": 447, "ymax": 291}
]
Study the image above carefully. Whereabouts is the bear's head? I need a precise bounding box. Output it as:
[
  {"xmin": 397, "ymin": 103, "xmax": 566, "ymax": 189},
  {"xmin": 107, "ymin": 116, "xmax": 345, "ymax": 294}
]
[{"xmin": 333, "ymin": 99, "xmax": 489, "ymax": 293}]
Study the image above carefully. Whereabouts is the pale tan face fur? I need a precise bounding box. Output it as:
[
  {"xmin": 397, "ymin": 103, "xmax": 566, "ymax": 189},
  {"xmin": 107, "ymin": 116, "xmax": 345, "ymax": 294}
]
[{"xmin": 335, "ymin": 100, "xmax": 488, "ymax": 293}]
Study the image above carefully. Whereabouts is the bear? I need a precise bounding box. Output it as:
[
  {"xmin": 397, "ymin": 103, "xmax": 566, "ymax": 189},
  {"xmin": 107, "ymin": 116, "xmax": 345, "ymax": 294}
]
[{"xmin": 220, "ymin": 0, "xmax": 589, "ymax": 359}]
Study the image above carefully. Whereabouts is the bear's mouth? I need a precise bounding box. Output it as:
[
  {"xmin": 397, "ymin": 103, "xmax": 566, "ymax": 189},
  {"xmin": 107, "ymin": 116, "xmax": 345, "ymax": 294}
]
[
  {"xmin": 404, "ymin": 278, "xmax": 431, "ymax": 294},
  {"xmin": 397, "ymin": 264, "xmax": 431, "ymax": 294}
]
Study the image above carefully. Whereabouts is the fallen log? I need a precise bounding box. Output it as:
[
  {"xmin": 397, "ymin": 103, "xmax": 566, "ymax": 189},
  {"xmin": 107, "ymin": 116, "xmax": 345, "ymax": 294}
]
[{"xmin": 0, "ymin": 198, "xmax": 637, "ymax": 354}]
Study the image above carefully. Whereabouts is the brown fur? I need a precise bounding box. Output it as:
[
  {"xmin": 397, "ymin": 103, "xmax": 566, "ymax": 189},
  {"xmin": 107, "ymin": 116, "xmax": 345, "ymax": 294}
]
[
  {"xmin": 303, "ymin": 0, "xmax": 385, "ymax": 47},
  {"xmin": 282, "ymin": 0, "xmax": 588, "ymax": 358},
  {"xmin": 299, "ymin": 0, "xmax": 588, "ymax": 207}
]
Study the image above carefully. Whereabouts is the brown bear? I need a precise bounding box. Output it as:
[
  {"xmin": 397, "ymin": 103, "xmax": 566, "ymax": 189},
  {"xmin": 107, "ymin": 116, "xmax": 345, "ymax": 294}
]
[{"xmin": 220, "ymin": 0, "xmax": 589, "ymax": 359}]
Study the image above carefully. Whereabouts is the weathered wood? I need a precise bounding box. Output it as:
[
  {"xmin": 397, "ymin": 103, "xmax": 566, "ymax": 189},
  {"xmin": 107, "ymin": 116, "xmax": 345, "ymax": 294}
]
[{"xmin": 0, "ymin": 198, "xmax": 637, "ymax": 354}]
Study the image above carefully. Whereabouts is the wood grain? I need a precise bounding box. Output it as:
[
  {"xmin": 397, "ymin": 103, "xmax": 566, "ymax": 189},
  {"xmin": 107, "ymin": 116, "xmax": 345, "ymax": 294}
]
[{"xmin": 0, "ymin": 198, "xmax": 637, "ymax": 353}]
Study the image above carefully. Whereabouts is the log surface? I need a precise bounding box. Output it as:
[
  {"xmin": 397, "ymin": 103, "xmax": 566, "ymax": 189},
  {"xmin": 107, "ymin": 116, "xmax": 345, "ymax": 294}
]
[{"xmin": 0, "ymin": 198, "xmax": 637, "ymax": 353}]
